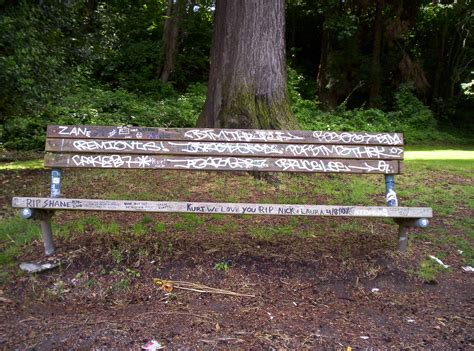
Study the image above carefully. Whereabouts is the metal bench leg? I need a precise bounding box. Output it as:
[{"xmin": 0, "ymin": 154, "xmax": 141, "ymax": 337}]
[
  {"xmin": 398, "ymin": 225, "xmax": 409, "ymax": 252},
  {"xmin": 40, "ymin": 215, "xmax": 55, "ymax": 256},
  {"xmin": 19, "ymin": 168, "xmax": 62, "ymax": 256},
  {"xmin": 20, "ymin": 208, "xmax": 55, "ymax": 255},
  {"xmin": 41, "ymin": 168, "xmax": 61, "ymax": 255},
  {"xmin": 385, "ymin": 174, "xmax": 403, "ymax": 250},
  {"xmin": 395, "ymin": 218, "xmax": 429, "ymax": 252},
  {"xmin": 384, "ymin": 174, "xmax": 398, "ymax": 207}
]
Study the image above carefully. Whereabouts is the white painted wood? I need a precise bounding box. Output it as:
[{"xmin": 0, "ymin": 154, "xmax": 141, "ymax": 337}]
[{"xmin": 13, "ymin": 197, "xmax": 433, "ymax": 218}]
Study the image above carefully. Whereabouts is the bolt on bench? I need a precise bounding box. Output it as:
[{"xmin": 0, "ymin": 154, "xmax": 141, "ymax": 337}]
[{"xmin": 12, "ymin": 125, "xmax": 432, "ymax": 255}]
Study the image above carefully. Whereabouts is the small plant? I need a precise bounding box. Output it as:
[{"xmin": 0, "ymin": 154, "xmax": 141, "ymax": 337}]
[
  {"xmin": 47, "ymin": 280, "xmax": 69, "ymax": 297},
  {"xmin": 125, "ymin": 268, "xmax": 141, "ymax": 278},
  {"xmin": 85, "ymin": 278, "xmax": 97, "ymax": 288},
  {"xmin": 416, "ymin": 258, "xmax": 448, "ymax": 283},
  {"xmin": 167, "ymin": 242, "xmax": 174, "ymax": 254},
  {"xmin": 154, "ymin": 223, "xmax": 166, "ymax": 233},
  {"xmin": 111, "ymin": 278, "xmax": 130, "ymax": 292},
  {"xmin": 214, "ymin": 260, "xmax": 231, "ymax": 272},
  {"xmin": 131, "ymin": 222, "xmax": 147, "ymax": 236},
  {"xmin": 141, "ymin": 215, "xmax": 153, "ymax": 225},
  {"xmin": 111, "ymin": 249, "xmax": 123, "ymax": 265}
]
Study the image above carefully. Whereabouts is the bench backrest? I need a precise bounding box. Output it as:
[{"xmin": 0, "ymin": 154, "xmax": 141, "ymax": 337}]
[{"xmin": 45, "ymin": 125, "xmax": 404, "ymax": 174}]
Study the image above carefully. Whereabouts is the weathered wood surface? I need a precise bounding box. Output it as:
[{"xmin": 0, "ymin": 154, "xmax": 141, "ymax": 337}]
[
  {"xmin": 45, "ymin": 138, "xmax": 404, "ymax": 159},
  {"xmin": 12, "ymin": 197, "xmax": 433, "ymax": 218},
  {"xmin": 47, "ymin": 125, "xmax": 404, "ymax": 146},
  {"xmin": 44, "ymin": 153, "xmax": 400, "ymax": 173}
]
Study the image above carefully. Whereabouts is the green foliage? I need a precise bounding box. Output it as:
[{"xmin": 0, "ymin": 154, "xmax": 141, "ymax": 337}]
[
  {"xmin": 0, "ymin": 4, "xmax": 71, "ymax": 117},
  {"xmin": 1, "ymin": 83, "xmax": 205, "ymax": 150},
  {"xmin": 289, "ymin": 72, "xmax": 467, "ymax": 145}
]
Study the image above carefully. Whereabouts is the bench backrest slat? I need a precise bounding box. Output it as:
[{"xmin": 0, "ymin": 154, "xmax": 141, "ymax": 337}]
[
  {"xmin": 44, "ymin": 153, "xmax": 400, "ymax": 173},
  {"xmin": 45, "ymin": 139, "xmax": 404, "ymax": 160},
  {"xmin": 47, "ymin": 125, "xmax": 404, "ymax": 146}
]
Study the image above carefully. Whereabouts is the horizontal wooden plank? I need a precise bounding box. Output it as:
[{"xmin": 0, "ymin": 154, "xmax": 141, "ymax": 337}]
[
  {"xmin": 45, "ymin": 138, "xmax": 404, "ymax": 160},
  {"xmin": 12, "ymin": 197, "xmax": 433, "ymax": 218},
  {"xmin": 47, "ymin": 125, "xmax": 404, "ymax": 146},
  {"xmin": 44, "ymin": 153, "xmax": 400, "ymax": 174}
]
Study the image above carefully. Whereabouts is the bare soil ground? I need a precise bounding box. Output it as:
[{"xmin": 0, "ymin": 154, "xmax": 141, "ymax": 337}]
[{"xmin": 0, "ymin": 167, "xmax": 473, "ymax": 350}]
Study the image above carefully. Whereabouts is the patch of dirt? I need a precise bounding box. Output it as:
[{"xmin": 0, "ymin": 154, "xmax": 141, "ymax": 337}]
[{"xmin": 0, "ymin": 168, "xmax": 473, "ymax": 349}]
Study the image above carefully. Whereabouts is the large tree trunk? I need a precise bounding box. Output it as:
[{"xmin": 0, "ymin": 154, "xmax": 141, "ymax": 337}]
[
  {"xmin": 159, "ymin": 0, "xmax": 184, "ymax": 83},
  {"xmin": 197, "ymin": 0, "xmax": 298, "ymax": 129},
  {"xmin": 368, "ymin": 0, "xmax": 384, "ymax": 107}
]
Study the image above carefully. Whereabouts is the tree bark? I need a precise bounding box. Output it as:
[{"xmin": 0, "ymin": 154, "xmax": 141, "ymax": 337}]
[
  {"xmin": 197, "ymin": 0, "xmax": 298, "ymax": 129},
  {"xmin": 159, "ymin": 0, "xmax": 184, "ymax": 83},
  {"xmin": 368, "ymin": 0, "xmax": 384, "ymax": 107}
]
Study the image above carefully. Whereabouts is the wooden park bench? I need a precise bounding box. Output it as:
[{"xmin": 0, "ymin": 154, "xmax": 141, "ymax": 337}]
[{"xmin": 12, "ymin": 125, "xmax": 432, "ymax": 255}]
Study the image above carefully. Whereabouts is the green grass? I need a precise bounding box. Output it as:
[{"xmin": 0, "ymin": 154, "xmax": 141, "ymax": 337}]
[
  {"xmin": 416, "ymin": 257, "xmax": 449, "ymax": 283},
  {"xmin": 446, "ymin": 236, "xmax": 474, "ymax": 267},
  {"xmin": 249, "ymin": 224, "xmax": 296, "ymax": 240},
  {"xmin": 153, "ymin": 223, "xmax": 166, "ymax": 233},
  {"xmin": 405, "ymin": 146, "xmax": 474, "ymax": 159},
  {"xmin": 174, "ymin": 213, "xmax": 205, "ymax": 232},
  {"xmin": 131, "ymin": 222, "xmax": 147, "ymax": 236},
  {"xmin": 54, "ymin": 216, "xmax": 121, "ymax": 238},
  {"xmin": 0, "ymin": 217, "xmax": 41, "ymax": 264},
  {"xmin": 335, "ymin": 221, "xmax": 367, "ymax": 234},
  {"xmin": 0, "ymin": 159, "xmax": 44, "ymax": 170},
  {"xmin": 96, "ymin": 221, "xmax": 121, "ymax": 235}
]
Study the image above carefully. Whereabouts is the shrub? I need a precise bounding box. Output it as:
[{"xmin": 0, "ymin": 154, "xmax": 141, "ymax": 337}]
[
  {"xmin": 0, "ymin": 83, "xmax": 207, "ymax": 150},
  {"xmin": 290, "ymin": 78, "xmax": 467, "ymax": 145}
]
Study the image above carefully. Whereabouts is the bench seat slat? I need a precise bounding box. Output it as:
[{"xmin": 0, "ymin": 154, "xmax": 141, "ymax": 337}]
[
  {"xmin": 47, "ymin": 125, "xmax": 404, "ymax": 146},
  {"xmin": 12, "ymin": 197, "xmax": 432, "ymax": 218},
  {"xmin": 45, "ymin": 153, "xmax": 400, "ymax": 174},
  {"xmin": 46, "ymin": 138, "xmax": 404, "ymax": 160}
]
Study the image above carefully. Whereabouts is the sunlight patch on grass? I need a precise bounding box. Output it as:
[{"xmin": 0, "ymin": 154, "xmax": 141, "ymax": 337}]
[
  {"xmin": 0, "ymin": 159, "xmax": 44, "ymax": 170},
  {"xmin": 405, "ymin": 148, "xmax": 474, "ymax": 160}
]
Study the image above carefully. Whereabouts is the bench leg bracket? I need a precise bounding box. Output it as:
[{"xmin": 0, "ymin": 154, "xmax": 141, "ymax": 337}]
[
  {"xmin": 395, "ymin": 218, "xmax": 429, "ymax": 252},
  {"xmin": 20, "ymin": 208, "xmax": 55, "ymax": 256}
]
